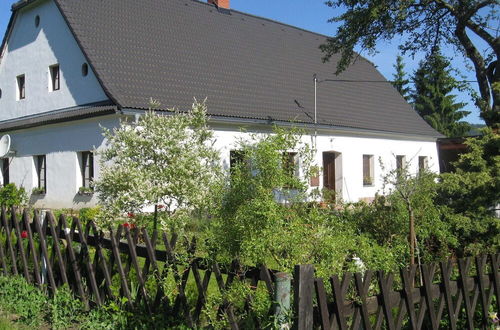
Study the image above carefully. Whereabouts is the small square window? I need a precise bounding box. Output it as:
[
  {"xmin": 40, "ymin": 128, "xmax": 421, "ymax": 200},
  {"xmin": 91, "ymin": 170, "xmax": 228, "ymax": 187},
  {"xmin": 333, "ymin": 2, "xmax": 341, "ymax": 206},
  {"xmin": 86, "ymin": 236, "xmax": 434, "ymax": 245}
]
[
  {"xmin": 49, "ymin": 65, "xmax": 60, "ymax": 91},
  {"xmin": 80, "ymin": 151, "xmax": 94, "ymax": 188},
  {"xmin": 17, "ymin": 75, "xmax": 25, "ymax": 100},
  {"xmin": 363, "ymin": 154, "xmax": 374, "ymax": 186}
]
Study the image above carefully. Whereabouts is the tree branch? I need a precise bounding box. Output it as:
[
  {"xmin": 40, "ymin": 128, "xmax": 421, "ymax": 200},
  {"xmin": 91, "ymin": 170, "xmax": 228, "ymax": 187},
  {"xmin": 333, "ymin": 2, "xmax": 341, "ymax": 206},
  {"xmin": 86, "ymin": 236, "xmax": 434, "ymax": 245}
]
[
  {"xmin": 465, "ymin": 20, "xmax": 500, "ymax": 54},
  {"xmin": 455, "ymin": 23, "xmax": 492, "ymax": 112}
]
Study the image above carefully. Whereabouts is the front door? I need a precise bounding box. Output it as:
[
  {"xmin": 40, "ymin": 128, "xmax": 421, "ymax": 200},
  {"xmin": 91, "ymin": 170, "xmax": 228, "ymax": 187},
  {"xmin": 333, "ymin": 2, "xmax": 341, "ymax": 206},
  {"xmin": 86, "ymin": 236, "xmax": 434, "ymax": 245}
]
[{"xmin": 323, "ymin": 152, "xmax": 336, "ymax": 191}]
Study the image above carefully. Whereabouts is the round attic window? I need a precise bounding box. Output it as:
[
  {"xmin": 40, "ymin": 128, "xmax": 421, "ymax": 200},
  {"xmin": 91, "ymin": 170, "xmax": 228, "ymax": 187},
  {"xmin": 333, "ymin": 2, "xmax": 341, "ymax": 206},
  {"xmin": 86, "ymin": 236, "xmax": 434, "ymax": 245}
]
[
  {"xmin": 35, "ymin": 15, "xmax": 40, "ymax": 27},
  {"xmin": 81, "ymin": 63, "xmax": 89, "ymax": 77}
]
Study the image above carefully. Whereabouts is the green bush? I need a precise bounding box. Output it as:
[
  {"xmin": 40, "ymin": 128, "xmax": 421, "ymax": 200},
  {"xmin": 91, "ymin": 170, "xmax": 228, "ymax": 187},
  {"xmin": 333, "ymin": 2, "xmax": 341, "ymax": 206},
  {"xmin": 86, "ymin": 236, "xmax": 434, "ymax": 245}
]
[{"xmin": 0, "ymin": 184, "xmax": 27, "ymax": 209}]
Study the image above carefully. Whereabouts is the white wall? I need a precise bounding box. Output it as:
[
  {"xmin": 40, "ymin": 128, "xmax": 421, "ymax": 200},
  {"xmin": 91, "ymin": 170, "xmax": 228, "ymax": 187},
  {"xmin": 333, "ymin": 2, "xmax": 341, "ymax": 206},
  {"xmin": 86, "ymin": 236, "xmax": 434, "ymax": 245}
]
[
  {"xmin": 210, "ymin": 125, "xmax": 439, "ymax": 203},
  {"xmin": 3, "ymin": 116, "xmax": 439, "ymax": 209},
  {"xmin": 0, "ymin": 0, "xmax": 108, "ymax": 120},
  {"xmin": 6, "ymin": 115, "xmax": 119, "ymax": 209}
]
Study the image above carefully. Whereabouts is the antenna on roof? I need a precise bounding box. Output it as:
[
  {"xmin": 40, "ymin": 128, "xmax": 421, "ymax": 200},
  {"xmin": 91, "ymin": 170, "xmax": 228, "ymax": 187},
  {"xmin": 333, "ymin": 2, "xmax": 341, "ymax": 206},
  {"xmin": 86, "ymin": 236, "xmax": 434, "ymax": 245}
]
[{"xmin": 313, "ymin": 74, "xmax": 318, "ymax": 148}]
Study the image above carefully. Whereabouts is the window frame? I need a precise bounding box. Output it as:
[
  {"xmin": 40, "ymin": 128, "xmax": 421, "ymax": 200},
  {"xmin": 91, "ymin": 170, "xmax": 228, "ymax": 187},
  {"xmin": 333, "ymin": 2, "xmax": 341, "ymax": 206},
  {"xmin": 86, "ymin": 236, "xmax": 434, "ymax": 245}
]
[
  {"xmin": 35, "ymin": 155, "xmax": 47, "ymax": 193},
  {"xmin": 80, "ymin": 151, "xmax": 94, "ymax": 188},
  {"xmin": 396, "ymin": 155, "xmax": 406, "ymax": 172},
  {"xmin": 418, "ymin": 156, "xmax": 428, "ymax": 174},
  {"xmin": 49, "ymin": 64, "xmax": 60, "ymax": 92},
  {"xmin": 17, "ymin": 74, "xmax": 25, "ymax": 100},
  {"xmin": 362, "ymin": 154, "xmax": 374, "ymax": 186}
]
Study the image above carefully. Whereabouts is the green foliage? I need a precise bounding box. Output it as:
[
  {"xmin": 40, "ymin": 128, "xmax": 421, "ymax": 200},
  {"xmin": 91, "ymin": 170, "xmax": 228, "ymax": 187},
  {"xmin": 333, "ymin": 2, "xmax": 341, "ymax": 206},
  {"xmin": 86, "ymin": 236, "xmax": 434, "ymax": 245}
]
[
  {"xmin": 0, "ymin": 276, "xmax": 47, "ymax": 327},
  {"xmin": 392, "ymin": 55, "xmax": 411, "ymax": 101},
  {"xmin": 438, "ymin": 129, "xmax": 500, "ymax": 256},
  {"xmin": 48, "ymin": 285, "xmax": 84, "ymax": 329},
  {"xmin": 79, "ymin": 207, "xmax": 101, "ymax": 222},
  {"xmin": 412, "ymin": 50, "xmax": 471, "ymax": 137},
  {"xmin": 320, "ymin": 0, "xmax": 499, "ymax": 127},
  {"xmin": 209, "ymin": 127, "xmax": 400, "ymax": 277},
  {"xmin": 94, "ymin": 100, "xmax": 221, "ymax": 230},
  {"xmin": 0, "ymin": 184, "xmax": 27, "ymax": 208}
]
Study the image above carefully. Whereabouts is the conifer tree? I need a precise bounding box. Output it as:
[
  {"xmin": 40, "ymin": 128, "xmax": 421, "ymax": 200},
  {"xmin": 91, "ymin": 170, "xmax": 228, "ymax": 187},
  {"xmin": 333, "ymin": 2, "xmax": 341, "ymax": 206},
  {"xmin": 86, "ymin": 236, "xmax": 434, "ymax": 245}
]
[
  {"xmin": 392, "ymin": 55, "xmax": 411, "ymax": 101},
  {"xmin": 412, "ymin": 50, "xmax": 471, "ymax": 137}
]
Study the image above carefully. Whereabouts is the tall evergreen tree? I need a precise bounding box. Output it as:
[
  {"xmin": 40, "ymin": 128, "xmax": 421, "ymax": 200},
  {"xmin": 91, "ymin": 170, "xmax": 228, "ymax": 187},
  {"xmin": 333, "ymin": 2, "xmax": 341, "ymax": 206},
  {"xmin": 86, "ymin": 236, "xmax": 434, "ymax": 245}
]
[
  {"xmin": 392, "ymin": 55, "xmax": 411, "ymax": 101},
  {"xmin": 412, "ymin": 51, "xmax": 471, "ymax": 137}
]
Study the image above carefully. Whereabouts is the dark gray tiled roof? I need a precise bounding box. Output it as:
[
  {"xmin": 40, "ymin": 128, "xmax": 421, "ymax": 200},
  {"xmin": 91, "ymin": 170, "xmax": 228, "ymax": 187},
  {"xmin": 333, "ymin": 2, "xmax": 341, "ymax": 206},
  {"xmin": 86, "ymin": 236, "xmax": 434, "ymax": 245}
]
[{"xmin": 50, "ymin": 0, "xmax": 438, "ymax": 137}]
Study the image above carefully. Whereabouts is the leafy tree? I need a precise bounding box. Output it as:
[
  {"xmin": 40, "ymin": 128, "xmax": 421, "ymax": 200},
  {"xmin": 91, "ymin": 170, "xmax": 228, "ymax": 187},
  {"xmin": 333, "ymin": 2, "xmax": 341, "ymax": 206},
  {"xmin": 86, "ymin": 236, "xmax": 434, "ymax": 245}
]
[
  {"xmin": 208, "ymin": 127, "xmax": 400, "ymax": 277},
  {"xmin": 412, "ymin": 50, "xmax": 472, "ymax": 137},
  {"xmin": 94, "ymin": 100, "xmax": 221, "ymax": 231},
  {"xmin": 437, "ymin": 128, "xmax": 500, "ymax": 256},
  {"xmin": 321, "ymin": 0, "xmax": 499, "ymax": 128},
  {"xmin": 392, "ymin": 55, "xmax": 411, "ymax": 101}
]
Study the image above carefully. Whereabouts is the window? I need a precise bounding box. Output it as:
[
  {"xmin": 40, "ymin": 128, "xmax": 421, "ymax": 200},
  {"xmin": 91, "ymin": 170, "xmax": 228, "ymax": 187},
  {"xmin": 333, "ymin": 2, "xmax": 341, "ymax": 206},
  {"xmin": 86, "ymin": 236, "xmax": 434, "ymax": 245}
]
[
  {"xmin": 80, "ymin": 151, "xmax": 94, "ymax": 188},
  {"xmin": 282, "ymin": 152, "xmax": 298, "ymax": 178},
  {"xmin": 362, "ymin": 154, "xmax": 374, "ymax": 186},
  {"xmin": 49, "ymin": 65, "xmax": 60, "ymax": 91},
  {"xmin": 17, "ymin": 75, "xmax": 25, "ymax": 100},
  {"xmin": 418, "ymin": 156, "xmax": 428, "ymax": 174},
  {"xmin": 35, "ymin": 15, "xmax": 40, "ymax": 27},
  {"xmin": 81, "ymin": 63, "xmax": 88, "ymax": 77},
  {"xmin": 396, "ymin": 155, "xmax": 406, "ymax": 172},
  {"xmin": 35, "ymin": 155, "xmax": 46, "ymax": 193},
  {"xmin": 1, "ymin": 158, "xmax": 9, "ymax": 186}
]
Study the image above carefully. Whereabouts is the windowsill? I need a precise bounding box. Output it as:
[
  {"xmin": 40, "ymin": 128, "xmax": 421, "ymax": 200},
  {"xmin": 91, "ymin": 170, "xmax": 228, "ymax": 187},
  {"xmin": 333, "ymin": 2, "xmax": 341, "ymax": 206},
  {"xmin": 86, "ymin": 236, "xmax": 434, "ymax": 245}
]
[
  {"xmin": 77, "ymin": 191, "xmax": 94, "ymax": 196},
  {"xmin": 363, "ymin": 183, "xmax": 374, "ymax": 187}
]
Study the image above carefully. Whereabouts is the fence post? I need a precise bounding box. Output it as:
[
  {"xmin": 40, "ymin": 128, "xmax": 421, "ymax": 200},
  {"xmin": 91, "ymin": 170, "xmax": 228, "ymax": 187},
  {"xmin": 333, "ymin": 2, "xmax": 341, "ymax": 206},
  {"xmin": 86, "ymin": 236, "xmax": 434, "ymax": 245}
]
[
  {"xmin": 293, "ymin": 264, "xmax": 314, "ymax": 330},
  {"xmin": 275, "ymin": 272, "xmax": 291, "ymax": 328}
]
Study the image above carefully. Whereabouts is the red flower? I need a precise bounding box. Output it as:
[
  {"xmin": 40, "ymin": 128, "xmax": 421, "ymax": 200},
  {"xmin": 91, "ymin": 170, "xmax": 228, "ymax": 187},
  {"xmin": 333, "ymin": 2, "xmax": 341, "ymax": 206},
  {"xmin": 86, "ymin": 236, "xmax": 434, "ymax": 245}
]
[
  {"xmin": 127, "ymin": 212, "xmax": 135, "ymax": 218},
  {"xmin": 21, "ymin": 230, "xmax": 28, "ymax": 239},
  {"xmin": 123, "ymin": 222, "xmax": 131, "ymax": 228},
  {"xmin": 157, "ymin": 205, "xmax": 164, "ymax": 209}
]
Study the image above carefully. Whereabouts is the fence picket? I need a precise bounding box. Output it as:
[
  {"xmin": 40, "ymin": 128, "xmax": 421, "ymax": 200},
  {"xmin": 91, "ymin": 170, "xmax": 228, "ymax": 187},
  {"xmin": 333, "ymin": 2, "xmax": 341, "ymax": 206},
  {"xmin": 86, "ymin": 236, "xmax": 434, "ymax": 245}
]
[
  {"xmin": 2, "ymin": 208, "xmax": 18, "ymax": 275},
  {"xmin": 11, "ymin": 209, "xmax": 30, "ymax": 281},
  {"xmin": 33, "ymin": 211, "xmax": 57, "ymax": 293}
]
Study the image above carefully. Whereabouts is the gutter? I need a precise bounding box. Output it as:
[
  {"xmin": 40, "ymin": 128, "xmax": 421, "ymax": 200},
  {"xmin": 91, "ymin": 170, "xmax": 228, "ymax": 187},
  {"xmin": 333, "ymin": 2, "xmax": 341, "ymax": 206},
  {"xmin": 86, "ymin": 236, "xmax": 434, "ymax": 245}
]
[{"xmin": 120, "ymin": 108, "xmax": 442, "ymax": 142}]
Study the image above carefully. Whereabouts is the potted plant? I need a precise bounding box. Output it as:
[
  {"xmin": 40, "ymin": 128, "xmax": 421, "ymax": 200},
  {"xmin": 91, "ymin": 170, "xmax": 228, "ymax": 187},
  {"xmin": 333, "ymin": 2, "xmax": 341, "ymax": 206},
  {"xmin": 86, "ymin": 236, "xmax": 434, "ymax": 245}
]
[
  {"xmin": 78, "ymin": 186, "xmax": 94, "ymax": 196},
  {"xmin": 31, "ymin": 187, "xmax": 46, "ymax": 195}
]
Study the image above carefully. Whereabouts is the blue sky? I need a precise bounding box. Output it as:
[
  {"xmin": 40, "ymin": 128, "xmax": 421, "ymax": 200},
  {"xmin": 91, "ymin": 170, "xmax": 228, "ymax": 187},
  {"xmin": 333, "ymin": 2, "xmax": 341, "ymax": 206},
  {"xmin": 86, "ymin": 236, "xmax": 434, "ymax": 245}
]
[{"xmin": 0, "ymin": 0, "xmax": 486, "ymax": 124}]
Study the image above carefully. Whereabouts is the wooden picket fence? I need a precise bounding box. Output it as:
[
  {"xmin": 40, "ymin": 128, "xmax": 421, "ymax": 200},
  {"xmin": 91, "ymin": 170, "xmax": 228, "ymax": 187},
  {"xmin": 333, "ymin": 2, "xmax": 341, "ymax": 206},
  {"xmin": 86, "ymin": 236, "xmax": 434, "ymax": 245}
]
[
  {"xmin": 294, "ymin": 254, "xmax": 499, "ymax": 329},
  {"xmin": 0, "ymin": 207, "xmax": 278, "ymax": 328},
  {"xmin": 0, "ymin": 206, "xmax": 498, "ymax": 329}
]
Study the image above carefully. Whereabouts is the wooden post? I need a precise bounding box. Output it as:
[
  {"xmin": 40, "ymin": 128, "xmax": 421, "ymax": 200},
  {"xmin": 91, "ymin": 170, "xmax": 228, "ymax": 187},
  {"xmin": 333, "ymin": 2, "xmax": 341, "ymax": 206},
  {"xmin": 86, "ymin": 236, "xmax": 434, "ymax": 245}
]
[
  {"xmin": 275, "ymin": 272, "xmax": 291, "ymax": 328},
  {"xmin": 293, "ymin": 265, "xmax": 314, "ymax": 330}
]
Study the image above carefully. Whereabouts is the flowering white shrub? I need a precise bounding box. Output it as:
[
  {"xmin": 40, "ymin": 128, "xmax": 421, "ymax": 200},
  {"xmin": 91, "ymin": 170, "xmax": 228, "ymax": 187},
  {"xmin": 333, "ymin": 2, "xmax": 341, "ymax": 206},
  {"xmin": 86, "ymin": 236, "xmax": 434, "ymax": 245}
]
[{"xmin": 94, "ymin": 100, "xmax": 221, "ymax": 229}]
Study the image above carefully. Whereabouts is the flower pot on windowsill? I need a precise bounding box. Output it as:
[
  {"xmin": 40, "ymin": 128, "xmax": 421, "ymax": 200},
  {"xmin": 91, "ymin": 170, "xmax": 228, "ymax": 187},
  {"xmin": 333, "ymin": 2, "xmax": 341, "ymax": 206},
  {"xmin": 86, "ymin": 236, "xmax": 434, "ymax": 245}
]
[
  {"xmin": 31, "ymin": 188, "xmax": 46, "ymax": 195},
  {"xmin": 77, "ymin": 187, "xmax": 94, "ymax": 196}
]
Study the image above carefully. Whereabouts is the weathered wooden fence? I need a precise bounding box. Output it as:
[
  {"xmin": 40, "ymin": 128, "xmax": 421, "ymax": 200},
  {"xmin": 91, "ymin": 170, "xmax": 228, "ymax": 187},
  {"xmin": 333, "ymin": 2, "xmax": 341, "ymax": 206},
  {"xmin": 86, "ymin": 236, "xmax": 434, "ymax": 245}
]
[
  {"xmin": 0, "ymin": 207, "xmax": 278, "ymax": 328},
  {"xmin": 295, "ymin": 254, "xmax": 499, "ymax": 329},
  {"xmin": 0, "ymin": 207, "xmax": 498, "ymax": 329}
]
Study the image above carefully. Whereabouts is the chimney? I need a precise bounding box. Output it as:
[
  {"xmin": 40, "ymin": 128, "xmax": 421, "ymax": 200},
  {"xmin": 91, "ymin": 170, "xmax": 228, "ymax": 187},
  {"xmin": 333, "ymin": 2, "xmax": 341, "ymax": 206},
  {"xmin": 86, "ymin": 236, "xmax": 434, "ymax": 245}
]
[{"xmin": 208, "ymin": 0, "xmax": 229, "ymax": 9}]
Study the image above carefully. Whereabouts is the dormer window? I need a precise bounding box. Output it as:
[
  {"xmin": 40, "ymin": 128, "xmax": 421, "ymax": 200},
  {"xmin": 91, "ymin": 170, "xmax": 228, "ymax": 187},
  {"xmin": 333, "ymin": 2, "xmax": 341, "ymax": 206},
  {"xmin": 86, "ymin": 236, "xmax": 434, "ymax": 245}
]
[
  {"xmin": 17, "ymin": 75, "xmax": 25, "ymax": 100},
  {"xmin": 49, "ymin": 65, "xmax": 60, "ymax": 91}
]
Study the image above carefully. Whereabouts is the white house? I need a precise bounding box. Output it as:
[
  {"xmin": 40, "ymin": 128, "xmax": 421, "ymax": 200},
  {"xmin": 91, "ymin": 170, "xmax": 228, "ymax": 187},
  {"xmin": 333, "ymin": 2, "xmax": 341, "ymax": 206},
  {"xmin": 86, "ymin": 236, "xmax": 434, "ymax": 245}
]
[{"xmin": 0, "ymin": 0, "xmax": 440, "ymax": 209}]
